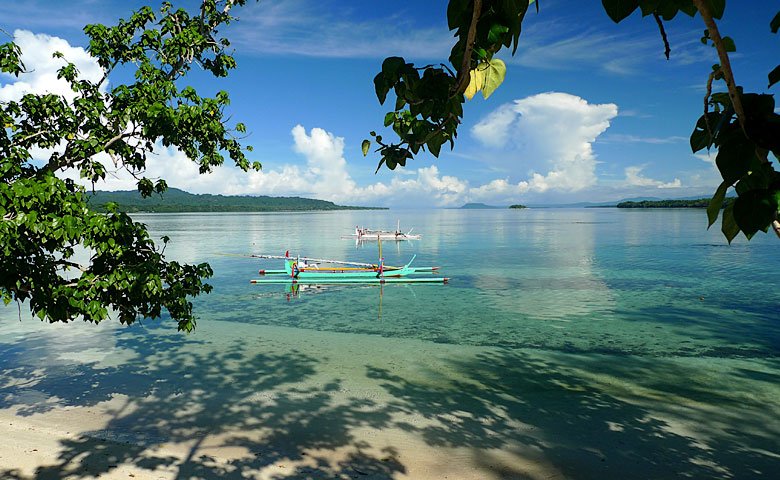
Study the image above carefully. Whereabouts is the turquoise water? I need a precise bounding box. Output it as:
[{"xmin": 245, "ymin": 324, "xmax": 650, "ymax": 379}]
[
  {"xmin": 181, "ymin": 208, "xmax": 778, "ymax": 357},
  {"xmin": 1, "ymin": 208, "xmax": 778, "ymax": 478}
]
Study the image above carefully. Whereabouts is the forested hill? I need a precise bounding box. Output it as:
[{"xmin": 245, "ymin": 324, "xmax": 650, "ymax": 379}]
[
  {"xmin": 86, "ymin": 188, "xmax": 385, "ymax": 213},
  {"xmin": 616, "ymin": 198, "xmax": 733, "ymax": 208}
]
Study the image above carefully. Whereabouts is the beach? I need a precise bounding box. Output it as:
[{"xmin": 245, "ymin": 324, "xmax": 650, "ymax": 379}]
[
  {"xmin": 1, "ymin": 209, "xmax": 779, "ymax": 479},
  {"xmin": 2, "ymin": 317, "xmax": 778, "ymax": 479}
]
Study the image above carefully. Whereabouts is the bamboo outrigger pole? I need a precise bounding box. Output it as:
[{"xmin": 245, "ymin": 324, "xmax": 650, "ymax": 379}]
[{"xmin": 251, "ymin": 254, "xmax": 378, "ymax": 268}]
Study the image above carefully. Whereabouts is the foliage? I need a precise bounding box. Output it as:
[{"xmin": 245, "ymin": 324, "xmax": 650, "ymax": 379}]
[
  {"xmin": 1, "ymin": 1, "xmax": 258, "ymax": 331},
  {"xmin": 87, "ymin": 188, "xmax": 384, "ymax": 213},
  {"xmin": 363, "ymin": 0, "xmax": 530, "ymax": 171},
  {"xmin": 616, "ymin": 198, "xmax": 733, "ymax": 208},
  {"xmin": 508, "ymin": 204, "xmax": 527, "ymax": 209},
  {"xmin": 369, "ymin": 0, "xmax": 780, "ymax": 243}
]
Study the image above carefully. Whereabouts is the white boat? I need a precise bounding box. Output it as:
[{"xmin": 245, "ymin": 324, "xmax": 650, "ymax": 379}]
[{"xmin": 341, "ymin": 221, "xmax": 422, "ymax": 241}]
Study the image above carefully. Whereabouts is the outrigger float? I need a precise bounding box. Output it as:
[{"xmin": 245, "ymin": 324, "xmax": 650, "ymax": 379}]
[{"xmin": 249, "ymin": 252, "xmax": 448, "ymax": 285}]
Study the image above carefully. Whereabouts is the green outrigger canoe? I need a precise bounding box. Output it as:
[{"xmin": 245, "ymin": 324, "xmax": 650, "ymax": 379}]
[{"xmin": 250, "ymin": 254, "xmax": 448, "ymax": 284}]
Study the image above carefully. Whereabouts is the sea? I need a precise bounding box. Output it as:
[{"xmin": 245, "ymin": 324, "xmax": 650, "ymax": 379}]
[{"xmin": 1, "ymin": 208, "xmax": 778, "ymax": 478}]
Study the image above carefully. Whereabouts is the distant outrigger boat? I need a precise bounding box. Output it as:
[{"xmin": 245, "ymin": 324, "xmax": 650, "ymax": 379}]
[
  {"xmin": 249, "ymin": 251, "xmax": 446, "ymax": 285},
  {"xmin": 341, "ymin": 220, "xmax": 422, "ymax": 241}
]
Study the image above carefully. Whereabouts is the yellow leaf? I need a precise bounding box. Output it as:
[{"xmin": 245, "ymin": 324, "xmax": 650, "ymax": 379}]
[
  {"xmin": 481, "ymin": 58, "xmax": 506, "ymax": 99},
  {"xmin": 464, "ymin": 68, "xmax": 485, "ymax": 100}
]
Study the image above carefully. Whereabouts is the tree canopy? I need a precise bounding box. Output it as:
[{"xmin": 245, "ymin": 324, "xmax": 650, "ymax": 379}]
[{"xmin": 1, "ymin": 0, "xmax": 257, "ymax": 331}]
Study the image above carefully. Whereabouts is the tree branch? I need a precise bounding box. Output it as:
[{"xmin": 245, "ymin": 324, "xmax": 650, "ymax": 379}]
[
  {"xmin": 453, "ymin": 0, "xmax": 483, "ymax": 95},
  {"xmin": 13, "ymin": 130, "xmax": 47, "ymax": 145},
  {"xmin": 692, "ymin": 0, "xmax": 745, "ymax": 131},
  {"xmin": 55, "ymin": 259, "xmax": 88, "ymax": 272}
]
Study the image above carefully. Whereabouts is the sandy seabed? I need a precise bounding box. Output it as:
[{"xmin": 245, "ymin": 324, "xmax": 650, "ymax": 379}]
[{"xmin": 1, "ymin": 319, "xmax": 779, "ymax": 479}]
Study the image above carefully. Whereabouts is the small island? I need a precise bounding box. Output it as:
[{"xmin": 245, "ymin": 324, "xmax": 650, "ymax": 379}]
[
  {"xmin": 509, "ymin": 204, "xmax": 527, "ymax": 209},
  {"xmin": 86, "ymin": 188, "xmax": 385, "ymax": 213}
]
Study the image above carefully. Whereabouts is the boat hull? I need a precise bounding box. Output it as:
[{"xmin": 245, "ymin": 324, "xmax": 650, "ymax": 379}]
[{"xmin": 251, "ymin": 277, "xmax": 448, "ymax": 284}]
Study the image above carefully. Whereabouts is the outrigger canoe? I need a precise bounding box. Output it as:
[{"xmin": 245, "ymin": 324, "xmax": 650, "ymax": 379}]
[
  {"xmin": 250, "ymin": 253, "xmax": 448, "ymax": 284},
  {"xmin": 341, "ymin": 220, "xmax": 422, "ymax": 241}
]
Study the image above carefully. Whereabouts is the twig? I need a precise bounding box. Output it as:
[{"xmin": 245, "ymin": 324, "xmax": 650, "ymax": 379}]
[
  {"xmin": 702, "ymin": 66, "xmax": 721, "ymax": 147},
  {"xmin": 13, "ymin": 130, "xmax": 47, "ymax": 145},
  {"xmin": 653, "ymin": 13, "xmax": 671, "ymax": 60}
]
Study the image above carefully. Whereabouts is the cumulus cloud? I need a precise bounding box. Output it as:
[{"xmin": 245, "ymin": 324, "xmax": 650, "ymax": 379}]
[
  {"xmin": 471, "ymin": 92, "xmax": 618, "ymax": 192},
  {"xmin": 58, "ymin": 125, "xmax": 470, "ymax": 207},
  {"xmin": 0, "ymin": 30, "xmax": 104, "ymax": 102},
  {"xmin": 624, "ymin": 166, "xmax": 682, "ymax": 189}
]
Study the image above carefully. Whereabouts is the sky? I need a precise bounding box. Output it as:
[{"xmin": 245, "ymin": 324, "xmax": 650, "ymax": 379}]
[{"xmin": 1, "ymin": 0, "xmax": 778, "ymax": 207}]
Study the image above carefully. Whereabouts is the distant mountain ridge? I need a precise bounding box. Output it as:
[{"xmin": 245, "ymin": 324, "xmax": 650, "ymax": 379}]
[
  {"xmin": 459, "ymin": 203, "xmax": 502, "ymax": 209},
  {"xmin": 86, "ymin": 188, "xmax": 385, "ymax": 213}
]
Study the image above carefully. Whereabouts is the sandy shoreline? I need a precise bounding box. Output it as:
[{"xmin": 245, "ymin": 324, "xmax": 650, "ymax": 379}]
[
  {"xmin": 1, "ymin": 320, "xmax": 779, "ymax": 479},
  {"xmin": 0, "ymin": 396, "xmax": 562, "ymax": 479}
]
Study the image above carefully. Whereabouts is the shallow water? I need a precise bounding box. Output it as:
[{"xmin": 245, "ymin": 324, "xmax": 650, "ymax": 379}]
[{"xmin": 1, "ymin": 208, "xmax": 778, "ymax": 478}]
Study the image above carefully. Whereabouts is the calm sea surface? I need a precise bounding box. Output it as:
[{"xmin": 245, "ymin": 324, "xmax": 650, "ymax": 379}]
[{"xmin": 1, "ymin": 208, "xmax": 778, "ymax": 478}]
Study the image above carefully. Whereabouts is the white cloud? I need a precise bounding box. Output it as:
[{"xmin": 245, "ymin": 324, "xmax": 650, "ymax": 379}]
[
  {"xmin": 600, "ymin": 133, "xmax": 687, "ymax": 144},
  {"xmin": 229, "ymin": 1, "xmax": 451, "ymax": 59},
  {"xmin": 624, "ymin": 166, "xmax": 682, "ymax": 189},
  {"xmin": 0, "ymin": 30, "xmax": 104, "ymax": 102},
  {"xmin": 471, "ymin": 92, "xmax": 618, "ymax": 192}
]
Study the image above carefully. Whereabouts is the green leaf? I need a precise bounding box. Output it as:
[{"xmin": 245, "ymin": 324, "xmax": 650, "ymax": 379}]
[
  {"xmin": 690, "ymin": 112, "xmax": 720, "ymax": 152},
  {"xmin": 487, "ymin": 23, "xmax": 510, "ymax": 44},
  {"xmin": 715, "ymin": 130, "xmax": 756, "ymax": 184},
  {"xmin": 602, "ymin": 0, "xmax": 640, "ymax": 23},
  {"xmin": 657, "ymin": 0, "xmax": 679, "ymax": 21},
  {"xmin": 705, "ymin": 0, "xmax": 725, "ymax": 19},
  {"xmin": 769, "ymin": 65, "xmax": 780, "ymax": 88},
  {"xmin": 447, "ymin": 0, "xmax": 471, "ymax": 30},
  {"xmin": 720, "ymin": 202, "xmax": 740, "ymax": 243},
  {"xmin": 674, "ymin": 0, "xmax": 697, "ymax": 17},
  {"xmin": 361, "ymin": 139, "xmax": 371, "ymax": 156},
  {"xmin": 707, "ymin": 181, "xmax": 729, "ymax": 227},
  {"xmin": 733, "ymin": 190, "xmax": 778, "ymax": 237},
  {"xmin": 771, "ymin": 11, "xmax": 780, "ymax": 33},
  {"xmin": 720, "ymin": 36, "xmax": 736, "ymax": 52},
  {"xmin": 481, "ymin": 58, "xmax": 507, "ymax": 99},
  {"xmin": 639, "ymin": 0, "xmax": 661, "ymax": 16},
  {"xmin": 374, "ymin": 73, "xmax": 389, "ymax": 105}
]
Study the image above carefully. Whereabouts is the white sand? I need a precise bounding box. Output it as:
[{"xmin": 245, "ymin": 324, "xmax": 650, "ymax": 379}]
[{"xmin": 1, "ymin": 320, "xmax": 778, "ymax": 479}]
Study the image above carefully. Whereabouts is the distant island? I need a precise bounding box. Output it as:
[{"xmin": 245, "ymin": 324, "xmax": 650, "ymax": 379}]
[
  {"xmin": 460, "ymin": 203, "xmax": 502, "ymax": 209},
  {"xmin": 86, "ymin": 188, "xmax": 385, "ymax": 213},
  {"xmin": 459, "ymin": 202, "xmax": 527, "ymax": 209},
  {"xmin": 617, "ymin": 198, "xmax": 731, "ymax": 208}
]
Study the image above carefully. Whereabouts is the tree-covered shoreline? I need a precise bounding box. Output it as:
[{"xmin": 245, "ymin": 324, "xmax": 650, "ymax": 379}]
[
  {"xmin": 617, "ymin": 198, "xmax": 735, "ymax": 208},
  {"xmin": 87, "ymin": 188, "xmax": 385, "ymax": 213}
]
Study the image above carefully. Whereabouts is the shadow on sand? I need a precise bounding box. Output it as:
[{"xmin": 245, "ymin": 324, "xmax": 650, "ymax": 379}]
[{"xmin": 0, "ymin": 321, "xmax": 778, "ymax": 479}]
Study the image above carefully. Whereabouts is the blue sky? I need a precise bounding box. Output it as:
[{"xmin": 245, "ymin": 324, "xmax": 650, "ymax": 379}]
[{"xmin": 1, "ymin": 0, "xmax": 777, "ymax": 206}]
